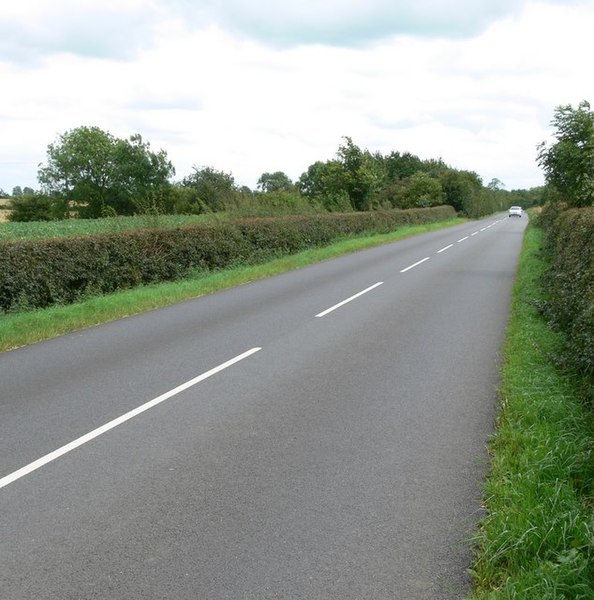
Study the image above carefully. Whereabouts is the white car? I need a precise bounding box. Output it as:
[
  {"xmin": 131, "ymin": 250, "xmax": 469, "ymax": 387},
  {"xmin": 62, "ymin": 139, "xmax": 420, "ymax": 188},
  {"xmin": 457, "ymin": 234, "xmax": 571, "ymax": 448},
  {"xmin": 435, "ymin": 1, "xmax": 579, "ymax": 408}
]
[{"xmin": 508, "ymin": 206, "xmax": 522, "ymax": 217}]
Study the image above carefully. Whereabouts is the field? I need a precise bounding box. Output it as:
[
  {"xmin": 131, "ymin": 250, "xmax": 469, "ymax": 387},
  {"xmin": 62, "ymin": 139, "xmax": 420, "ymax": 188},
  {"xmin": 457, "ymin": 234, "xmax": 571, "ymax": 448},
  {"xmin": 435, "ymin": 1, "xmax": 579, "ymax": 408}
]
[
  {"xmin": 0, "ymin": 213, "xmax": 221, "ymax": 242},
  {"xmin": 0, "ymin": 199, "xmax": 10, "ymax": 223}
]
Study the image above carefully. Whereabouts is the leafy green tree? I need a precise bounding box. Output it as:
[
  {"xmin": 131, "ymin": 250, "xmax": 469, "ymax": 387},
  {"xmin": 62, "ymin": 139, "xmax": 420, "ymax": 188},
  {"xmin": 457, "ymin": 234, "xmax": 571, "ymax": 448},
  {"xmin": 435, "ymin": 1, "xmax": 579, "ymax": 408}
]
[
  {"xmin": 537, "ymin": 100, "xmax": 594, "ymax": 207},
  {"xmin": 440, "ymin": 169, "xmax": 483, "ymax": 213},
  {"xmin": 393, "ymin": 172, "xmax": 444, "ymax": 208},
  {"xmin": 257, "ymin": 171, "xmax": 294, "ymax": 193},
  {"xmin": 110, "ymin": 134, "xmax": 175, "ymax": 215},
  {"xmin": 298, "ymin": 138, "xmax": 380, "ymax": 211},
  {"xmin": 8, "ymin": 193, "xmax": 53, "ymax": 222},
  {"xmin": 487, "ymin": 178, "xmax": 505, "ymax": 191},
  {"xmin": 336, "ymin": 137, "xmax": 379, "ymax": 211},
  {"xmin": 11, "ymin": 186, "xmax": 23, "ymax": 197},
  {"xmin": 381, "ymin": 151, "xmax": 424, "ymax": 181},
  {"xmin": 38, "ymin": 126, "xmax": 175, "ymax": 218},
  {"xmin": 297, "ymin": 160, "xmax": 352, "ymax": 211},
  {"xmin": 181, "ymin": 166, "xmax": 237, "ymax": 212}
]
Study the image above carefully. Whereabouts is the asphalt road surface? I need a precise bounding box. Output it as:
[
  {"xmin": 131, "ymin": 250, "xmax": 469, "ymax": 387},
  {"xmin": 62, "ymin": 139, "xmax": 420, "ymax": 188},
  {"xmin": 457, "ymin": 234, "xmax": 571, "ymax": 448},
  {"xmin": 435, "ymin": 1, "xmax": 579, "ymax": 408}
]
[{"xmin": 1, "ymin": 214, "xmax": 527, "ymax": 599}]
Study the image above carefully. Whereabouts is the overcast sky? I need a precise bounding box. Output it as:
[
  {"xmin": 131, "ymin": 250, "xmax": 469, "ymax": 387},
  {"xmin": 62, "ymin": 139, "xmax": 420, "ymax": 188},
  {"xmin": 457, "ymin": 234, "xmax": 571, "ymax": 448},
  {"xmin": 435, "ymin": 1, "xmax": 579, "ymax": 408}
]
[{"xmin": 1, "ymin": 0, "xmax": 593, "ymax": 193}]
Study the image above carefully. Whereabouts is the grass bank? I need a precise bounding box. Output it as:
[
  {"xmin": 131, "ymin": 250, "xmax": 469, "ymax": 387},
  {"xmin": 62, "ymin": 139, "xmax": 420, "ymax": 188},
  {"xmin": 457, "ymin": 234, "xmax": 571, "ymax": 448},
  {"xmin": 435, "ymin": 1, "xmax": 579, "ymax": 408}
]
[
  {"xmin": 0, "ymin": 219, "xmax": 461, "ymax": 352},
  {"xmin": 469, "ymin": 224, "xmax": 594, "ymax": 598}
]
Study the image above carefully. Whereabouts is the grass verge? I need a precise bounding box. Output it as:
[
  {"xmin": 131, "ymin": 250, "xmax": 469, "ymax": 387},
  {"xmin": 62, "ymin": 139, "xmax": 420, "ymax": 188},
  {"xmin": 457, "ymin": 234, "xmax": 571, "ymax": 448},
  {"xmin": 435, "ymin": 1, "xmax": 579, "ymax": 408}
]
[
  {"xmin": 0, "ymin": 219, "xmax": 461, "ymax": 352},
  {"xmin": 468, "ymin": 224, "xmax": 594, "ymax": 598}
]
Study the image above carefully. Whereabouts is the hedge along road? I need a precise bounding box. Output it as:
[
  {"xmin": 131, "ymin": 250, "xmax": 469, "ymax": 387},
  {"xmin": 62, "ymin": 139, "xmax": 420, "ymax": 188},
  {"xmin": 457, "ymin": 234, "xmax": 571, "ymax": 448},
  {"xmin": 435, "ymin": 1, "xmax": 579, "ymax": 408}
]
[{"xmin": 0, "ymin": 214, "xmax": 527, "ymax": 599}]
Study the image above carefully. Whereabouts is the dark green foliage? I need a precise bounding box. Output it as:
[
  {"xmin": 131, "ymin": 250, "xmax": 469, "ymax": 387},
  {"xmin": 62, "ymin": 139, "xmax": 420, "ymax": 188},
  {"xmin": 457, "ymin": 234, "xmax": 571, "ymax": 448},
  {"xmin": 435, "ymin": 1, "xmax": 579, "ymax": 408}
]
[
  {"xmin": 8, "ymin": 194, "xmax": 53, "ymax": 222},
  {"xmin": 181, "ymin": 166, "xmax": 237, "ymax": 212},
  {"xmin": 257, "ymin": 171, "xmax": 294, "ymax": 193},
  {"xmin": 537, "ymin": 101, "xmax": 594, "ymax": 208},
  {"xmin": 538, "ymin": 206, "xmax": 594, "ymax": 392},
  {"xmin": 0, "ymin": 206, "xmax": 455, "ymax": 313},
  {"xmin": 37, "ymin": 126, "xmax": 175, "ymax": 218}
]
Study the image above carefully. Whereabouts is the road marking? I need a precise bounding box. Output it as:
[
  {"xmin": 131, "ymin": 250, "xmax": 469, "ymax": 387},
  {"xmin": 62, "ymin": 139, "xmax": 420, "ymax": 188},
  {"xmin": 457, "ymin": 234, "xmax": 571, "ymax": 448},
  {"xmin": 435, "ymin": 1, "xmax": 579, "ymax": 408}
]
[
  {"xmin": 457, "ymin": 236, "xmax": 469, "ymax": 243},
  {"xmin": 480, "ymin": 227, "xmax": 488, "ymax": 231},
  {"xmin": 400, "ymin": 257, "xmax": 430, "ymax": 273},
  {"xmin": 0, "ymin": 347, "xmax": 262, "ymax": 490},
  {"xmin": 471, "ymin": 232, "xmax": 479, "ymax": 236},
  {"xmin": 437, "ymin": 244, "xmax": 453, "ymax": 254},
  {"xmin": 315, "ymin": 282, "xmax": 383, "ymax": 318}
]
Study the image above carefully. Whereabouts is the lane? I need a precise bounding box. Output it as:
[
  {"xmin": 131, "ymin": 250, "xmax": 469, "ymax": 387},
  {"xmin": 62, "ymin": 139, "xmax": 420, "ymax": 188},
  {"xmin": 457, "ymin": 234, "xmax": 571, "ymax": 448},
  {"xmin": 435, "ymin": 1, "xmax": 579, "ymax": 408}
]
[
  {"xmin": 0, "ymin": 347, "xmax": 262, "ymax": 490},
  {"xmin": 1, "ymin": 213, "xmax": 526, "ymax": 599},
  {"xmin": 0, "ymin": 215, "xmax": 504, "ymax": 476}
]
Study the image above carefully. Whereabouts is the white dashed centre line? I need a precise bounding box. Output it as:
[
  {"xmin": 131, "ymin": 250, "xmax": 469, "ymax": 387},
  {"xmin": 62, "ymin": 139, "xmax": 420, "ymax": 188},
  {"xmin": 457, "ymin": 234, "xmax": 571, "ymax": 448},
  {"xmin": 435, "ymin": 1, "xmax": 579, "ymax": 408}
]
[
  {"xmin": 0, "ymin": 347, "xmax": 262, "ymax": 490},
  {"xmin": 315, "ymin": 282, "xmax": 384, "ymax": 318},
  {"xmin": 400, "ymin": 257, "xmax": 430, "ymax": 273},
  {"xmin": 437, "ymin": 244, "xmax": 453, "ymax": 254},
  {"xmin": 457, "ymin": 236, "xmax": 469, "ymax": 243},
  {"xmin": 471, "ymin": 232, "xmax": 479, "ymax": 236}
]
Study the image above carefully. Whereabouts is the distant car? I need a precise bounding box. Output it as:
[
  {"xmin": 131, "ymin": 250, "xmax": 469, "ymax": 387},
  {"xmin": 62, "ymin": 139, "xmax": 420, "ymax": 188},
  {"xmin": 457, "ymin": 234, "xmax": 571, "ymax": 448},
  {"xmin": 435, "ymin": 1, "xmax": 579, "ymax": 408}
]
[{"xmin": 508, "ymin": 206, "xmax": 522, "ymax": 217}]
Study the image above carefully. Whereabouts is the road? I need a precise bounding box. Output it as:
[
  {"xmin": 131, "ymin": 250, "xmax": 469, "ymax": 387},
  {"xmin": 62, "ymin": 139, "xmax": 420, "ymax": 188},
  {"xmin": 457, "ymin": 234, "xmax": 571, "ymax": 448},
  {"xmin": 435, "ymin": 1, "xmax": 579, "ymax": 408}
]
[{"xmin": 0, "ymin": 214, "xmax": 527, "ymax": 599}]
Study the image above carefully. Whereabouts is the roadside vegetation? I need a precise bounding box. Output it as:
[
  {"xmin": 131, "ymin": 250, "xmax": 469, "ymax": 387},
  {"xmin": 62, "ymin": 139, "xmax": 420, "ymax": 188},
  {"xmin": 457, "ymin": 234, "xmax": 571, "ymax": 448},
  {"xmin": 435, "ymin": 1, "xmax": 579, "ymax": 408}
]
[
  {"xmin": 470, "ymin": 100, "xmax": 594, "ymax": 598},
  {"xmin": 0, "ymin": 125, "xmax": 542, "ymax": 336},
  {"xmin": 0, "ymin": 218, "xmax": 461, "ymax": 351},
  {"xmin": 469, "ymin": 222, "xmax": 593, "ymax": 598},
  {"xmin": 1, "ymin": 128, "xmax": 540, "ymax": 225}
]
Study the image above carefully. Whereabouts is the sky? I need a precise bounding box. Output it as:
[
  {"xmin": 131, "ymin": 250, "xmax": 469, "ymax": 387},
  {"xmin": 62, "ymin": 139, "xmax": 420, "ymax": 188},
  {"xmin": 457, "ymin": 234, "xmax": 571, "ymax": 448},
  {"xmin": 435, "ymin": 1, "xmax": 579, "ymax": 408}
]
[{"xmin": 1, "ymin": 0, "xmax": 594, "ymax": 194}]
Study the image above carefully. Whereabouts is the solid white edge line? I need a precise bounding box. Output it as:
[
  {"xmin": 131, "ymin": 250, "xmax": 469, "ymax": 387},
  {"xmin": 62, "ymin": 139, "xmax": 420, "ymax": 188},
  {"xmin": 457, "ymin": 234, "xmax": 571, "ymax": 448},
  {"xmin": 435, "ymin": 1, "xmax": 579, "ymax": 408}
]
[
  {"xmin": 0, "ymin": 347, "xmax": 262, "ymax": 490},
  {"xmin": 315, "ymin": 282, "xmax": 383, "ymax": 318},
  {"xmin": 400, "ymin": 256, "xmax": 430, "ymax": 273},
  {"xmin": 437, "ymin": 244, "xmax": 453, "ymax": 254}
]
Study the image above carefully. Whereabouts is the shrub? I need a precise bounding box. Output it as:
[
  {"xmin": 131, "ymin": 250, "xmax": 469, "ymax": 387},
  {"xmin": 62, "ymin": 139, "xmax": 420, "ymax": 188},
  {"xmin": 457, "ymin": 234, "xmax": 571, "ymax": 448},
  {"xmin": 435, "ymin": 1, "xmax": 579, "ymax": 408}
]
[
  {"xmin": 539, "ymin": 206, "xmax": 594, "ymax": 394},
  {"xmin": 0, "ymin": 206, "xmax": 456, "ymax": 313},
  {"xmin": 8, "ymin": 194, "xmax": 54, "ymax": 222}
]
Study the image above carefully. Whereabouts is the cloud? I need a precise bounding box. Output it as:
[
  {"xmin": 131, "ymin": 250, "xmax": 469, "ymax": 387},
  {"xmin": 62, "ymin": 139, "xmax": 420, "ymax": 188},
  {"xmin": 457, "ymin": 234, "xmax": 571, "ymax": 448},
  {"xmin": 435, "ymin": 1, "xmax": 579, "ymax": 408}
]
[
  {"xmin": 0, "ymin": 0, "xmax": 159, "ymax": 64},
  {"xmin": 0, "ymin": 0, "xmax": 587, "ymax": 66},
  {"xmin": 171, "ymin": 0, "xmax": 525, "ymax": 47},
  {"xmin": 2, "ymin": 0, "xmax": 593, "ymax": 193}
]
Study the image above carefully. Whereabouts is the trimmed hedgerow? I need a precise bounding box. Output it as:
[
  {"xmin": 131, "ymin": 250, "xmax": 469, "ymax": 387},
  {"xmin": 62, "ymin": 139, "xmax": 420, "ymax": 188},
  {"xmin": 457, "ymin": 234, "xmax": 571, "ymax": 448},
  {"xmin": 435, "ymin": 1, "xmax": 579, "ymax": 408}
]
[
  {"xmin": 0, "ymin": 206, "xmax": 456, "ymax": 313},
  {"xmin": 538, "ymin": 205, "xmax": 594, "ymax": 394}
]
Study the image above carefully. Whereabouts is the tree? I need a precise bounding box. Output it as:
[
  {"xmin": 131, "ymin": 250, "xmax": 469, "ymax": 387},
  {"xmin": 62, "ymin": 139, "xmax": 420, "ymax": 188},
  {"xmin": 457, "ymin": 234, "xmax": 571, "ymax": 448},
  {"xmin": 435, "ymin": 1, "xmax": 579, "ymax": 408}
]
[
  {"xmin": 393, "ymin": 172, "xmax": 444, "ymax": 209},
  {"xmin": 336, "ymin": 137, "xmax": 379, "ymax": 211},
  {"xmin": 8, "ymin": 194, "xmax": 53, "ymax": 222},
  {"xmin": 38, "ymin": 126, "xmax": 175, "ymax": 218},
  {"xmin": 440, "ymin": 169, "xmax": 482, "ymax": 213},
  {"xmin": 181, "ymin": 166, "xmax": 237, "ymax": 212},
  {"xmin": 11, "ymin": 186, "xmax": 23, "ymax": 197},
  {"xmin": 487, "ymin": 178, "xmax": 505, "ymax": 191},
  {"xmin": 380, "ymin": 151, "xmax": 424, "ymax": 182},
  {"xmin": 297, "ymin": 160, "xmax": 352, "ymax": 211},
  {"xmin": 257, "ymin": 171, "xmax": 294, "ymax": 193},
  {"xmin": 537, "ymin": 100, "xmax": 594, "ymax": 207}
]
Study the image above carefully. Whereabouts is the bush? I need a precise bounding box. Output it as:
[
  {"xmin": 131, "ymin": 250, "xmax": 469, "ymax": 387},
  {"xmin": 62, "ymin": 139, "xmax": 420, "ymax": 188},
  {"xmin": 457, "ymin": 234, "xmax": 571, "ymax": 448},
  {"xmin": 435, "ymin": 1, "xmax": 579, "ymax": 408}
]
[
  {"xmin": 8, "ymin": 194, "xmax": 54, "ymax": 222},
  {"xmin": 0, "ymin": 206, "xmax": 456, "ymax": 313},
  {"xmin": 539, "ymin": 206, "xmax": 594, "ymax": 393}
]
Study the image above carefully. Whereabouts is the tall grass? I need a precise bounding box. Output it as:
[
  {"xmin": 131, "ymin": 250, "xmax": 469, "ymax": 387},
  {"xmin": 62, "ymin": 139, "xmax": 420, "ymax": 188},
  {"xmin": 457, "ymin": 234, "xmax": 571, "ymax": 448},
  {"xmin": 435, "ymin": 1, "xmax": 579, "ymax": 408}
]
[{"xmin": 469, "ymin": 224, "xmax": 594, "ymax": 598}]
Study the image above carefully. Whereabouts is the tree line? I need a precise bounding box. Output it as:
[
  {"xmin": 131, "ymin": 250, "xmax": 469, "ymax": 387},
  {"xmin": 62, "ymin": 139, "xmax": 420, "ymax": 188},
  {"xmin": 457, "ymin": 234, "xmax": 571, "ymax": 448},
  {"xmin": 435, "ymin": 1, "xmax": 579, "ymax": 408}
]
[{"xmin": 3, "ymin": 125, "xmax": 543, "ymax": 222}]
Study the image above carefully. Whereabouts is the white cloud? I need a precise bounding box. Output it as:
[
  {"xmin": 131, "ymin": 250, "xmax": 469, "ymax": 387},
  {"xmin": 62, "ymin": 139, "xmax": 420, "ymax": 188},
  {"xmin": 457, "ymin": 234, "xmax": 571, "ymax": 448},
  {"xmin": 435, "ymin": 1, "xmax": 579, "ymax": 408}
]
[
  {"xmin": 0, "ymin": 0, "xmax": 159, "ymax": 63},
  {"xmin": 1, "ymin": 0, "xmax": 594, "ymax": 194},
  {"xmin": 171, "ymin": 0, "xmax": 524, "ymax": 46}
]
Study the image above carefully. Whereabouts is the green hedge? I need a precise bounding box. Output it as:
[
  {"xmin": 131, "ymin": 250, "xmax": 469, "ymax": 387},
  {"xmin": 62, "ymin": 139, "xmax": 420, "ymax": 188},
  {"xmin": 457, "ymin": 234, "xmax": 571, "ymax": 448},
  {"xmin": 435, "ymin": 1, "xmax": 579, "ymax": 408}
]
[
  {"xmin": 0, "ymin": 206, "xmax": 455, "ymax": 313},
  {"xmin": 539, "ymin": 205, "xmax": 594, "ymax": 388}
]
